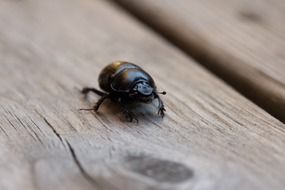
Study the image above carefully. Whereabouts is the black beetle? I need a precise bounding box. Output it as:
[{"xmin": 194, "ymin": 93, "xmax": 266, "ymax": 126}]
[{"xmin": 80, "ymin": 61, "xmax": 166, "ymax": 122}]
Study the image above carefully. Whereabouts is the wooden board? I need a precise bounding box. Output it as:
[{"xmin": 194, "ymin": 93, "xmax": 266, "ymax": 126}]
[
  {"xmin": 0, "ymin": 0, "xmax": 285, "ymax": 189},
  {"xmin": 113, "ymin": 0, "xmax": 285, "ymax": 122}
]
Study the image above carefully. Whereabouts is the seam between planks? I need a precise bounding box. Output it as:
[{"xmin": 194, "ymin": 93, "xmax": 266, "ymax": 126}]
[{"xmin": 109, "ymin": 0, "xmax": 285, "ymax": 123}]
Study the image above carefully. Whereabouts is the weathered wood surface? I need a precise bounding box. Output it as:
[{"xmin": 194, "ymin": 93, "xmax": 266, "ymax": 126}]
[
  {"xmin": 0, "ymin": 0, "xmax": 285, "ymax": 189},
  {"xmin": 114, "ymin": 0, "xmax": 285, "ymax": 122}
]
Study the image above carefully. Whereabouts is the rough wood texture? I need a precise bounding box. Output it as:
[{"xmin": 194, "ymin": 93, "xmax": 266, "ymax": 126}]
[
  {"xmin": 0, "ymin": 0, "xmax": 285, "ymax": 189},
  {"xmin": 113, "ymin": 0, "xmax": 285, "ymax": 122}
]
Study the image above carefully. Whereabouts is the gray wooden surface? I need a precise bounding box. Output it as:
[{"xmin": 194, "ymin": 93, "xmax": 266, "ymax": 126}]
[
  {"xmin": 1, "ymin": 0, "xmax": 285, "ymax": 190},
  {"xmin": 114, "ymin": 0, "xmax": 285, "ymax": 122}
]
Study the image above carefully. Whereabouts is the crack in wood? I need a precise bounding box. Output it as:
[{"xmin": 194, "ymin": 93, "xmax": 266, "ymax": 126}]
[
  {"xmin": 36, "ymin": 111, "xmax": 100, "ymax": 188},
  {"xmin": 13, "ymin": 113, "xmax": 43, "ymax": 143},
  {"xmin": 36, "ymin": 112, "xmax": 64, "ymax": 143},
  {"xmin": 0, "ymin": 126, "xmax": 9, "ymax": 137},
  {"xmin": 65, "ymin": 140, "xmax": 99, "ymax": 188}
]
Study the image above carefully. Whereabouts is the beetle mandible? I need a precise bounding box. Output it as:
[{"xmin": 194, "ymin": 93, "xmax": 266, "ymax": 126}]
[{"xmin": 80, "ymin": 61, "xmax": 166, "ymax": 122}]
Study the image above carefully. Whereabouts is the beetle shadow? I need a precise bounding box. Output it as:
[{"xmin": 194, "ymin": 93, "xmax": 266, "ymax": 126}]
[
  {"xmin": 124, "ymin": 101, "xmax": 164, "ymax": 123},
  {"xmin": 79, "ymin": 92, "xmax": 164, "ymax": 124}
]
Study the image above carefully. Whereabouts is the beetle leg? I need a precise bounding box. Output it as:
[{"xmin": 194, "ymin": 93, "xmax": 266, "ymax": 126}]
[
  {"xmin": 81, "ymin": 87, "xmax": 107, "ymax": 97},
  {"xmin": 155, "ymin": 94, "xmax": 166, "ymax": 118},
  {"xmin": 120, "ymin": 104, "xmax": 138, "ymax": 123},
  {"xmin": 124, "ymin": 110, "xmax": 138, "ymax": 123},
  {"xmin": 80, "ymin": 94, "xmax": 110, "ymax": 112},
  {"xmin": 93, "ymin": 94, "xmax": 110, "ymax": 111}
]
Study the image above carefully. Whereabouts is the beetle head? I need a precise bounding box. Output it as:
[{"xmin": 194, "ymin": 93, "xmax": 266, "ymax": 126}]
[{"xmin": 130, "ymin": 81, "xmax": 154, "ymax": 103}]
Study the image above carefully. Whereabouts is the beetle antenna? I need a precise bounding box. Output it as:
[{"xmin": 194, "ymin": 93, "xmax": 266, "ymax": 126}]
[{"xmin": 158, "ymin": 91, "xmax": 166, "ymax": 95}]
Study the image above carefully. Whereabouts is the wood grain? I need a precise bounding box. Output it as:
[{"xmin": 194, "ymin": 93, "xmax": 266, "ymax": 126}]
[
  {"xmin": 0, "ymin": 0, "xmax": 285, "ymax": 189},
  {"xmin": 113, "ymin": 0, "xmax": 285, "ymax": 122}
]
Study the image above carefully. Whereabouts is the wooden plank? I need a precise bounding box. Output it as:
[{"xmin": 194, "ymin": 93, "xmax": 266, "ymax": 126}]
[
  {"xmin": 0, "ymin": 0, "xmax": 285, "ymax": 189},
  {"xmin": 113, "ymin": 0, "xmax": 285, "ymax": 122}
]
